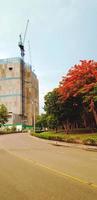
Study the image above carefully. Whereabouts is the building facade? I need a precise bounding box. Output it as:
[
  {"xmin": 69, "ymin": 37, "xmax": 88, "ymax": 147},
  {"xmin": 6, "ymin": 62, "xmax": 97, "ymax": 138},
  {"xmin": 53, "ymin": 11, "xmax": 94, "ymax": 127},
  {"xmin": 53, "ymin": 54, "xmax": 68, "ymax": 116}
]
[{"xmin": 0, "ymin": 57, "xmax": 39, "ymax": 126}]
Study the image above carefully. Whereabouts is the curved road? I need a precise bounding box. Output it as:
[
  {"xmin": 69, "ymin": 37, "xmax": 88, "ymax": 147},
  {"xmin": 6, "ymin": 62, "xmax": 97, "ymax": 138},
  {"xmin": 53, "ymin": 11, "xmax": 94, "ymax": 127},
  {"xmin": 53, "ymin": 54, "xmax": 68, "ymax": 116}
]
[{"xmin": 0, "ymin": 133, "xmax": 97, "ymax": 200}]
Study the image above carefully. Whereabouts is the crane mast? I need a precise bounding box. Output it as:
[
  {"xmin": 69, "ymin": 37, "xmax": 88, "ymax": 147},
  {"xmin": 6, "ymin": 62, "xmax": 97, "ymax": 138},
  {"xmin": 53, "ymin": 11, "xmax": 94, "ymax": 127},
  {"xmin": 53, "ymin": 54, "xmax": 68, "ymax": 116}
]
[
  {"xmin": 18, "ymin": 19, "xmax": 29, "ymax": 59},
  {"xmin": 18, "ymin": 20, "xmax": 29, "ymax": 124}
]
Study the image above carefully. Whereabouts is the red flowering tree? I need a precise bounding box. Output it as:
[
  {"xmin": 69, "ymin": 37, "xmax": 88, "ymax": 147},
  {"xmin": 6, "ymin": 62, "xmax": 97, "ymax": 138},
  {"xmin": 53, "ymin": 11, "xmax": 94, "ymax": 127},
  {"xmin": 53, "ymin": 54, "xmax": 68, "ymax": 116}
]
[{"xmin": 58, "ymin": 60, "xmax": 97, "ymax": 126}]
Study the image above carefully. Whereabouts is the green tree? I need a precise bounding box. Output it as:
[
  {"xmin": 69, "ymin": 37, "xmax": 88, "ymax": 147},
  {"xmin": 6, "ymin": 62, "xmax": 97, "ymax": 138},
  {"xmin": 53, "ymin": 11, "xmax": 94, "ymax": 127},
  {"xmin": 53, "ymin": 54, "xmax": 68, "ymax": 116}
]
[
  {"xmin": 44, "ymin": 89, "xmax": 59, "ymax": 115},
  {"xmin": 0, "ymin": 104, "xmax": 8, "ymax": 126},
  {"xmin": 36, "ymin": 114, "xmax": 47, "ymax": 130},
  {"xmin": 44, "ymin": 89, "xmax": 83, "ymax": 131},
  {"xmin": 47, "ymin": 114, "xmax": 59, "ymax": 132},
  {"xmin": 44, "ymin": 89, "xmax": 63, "ymax": 130}
]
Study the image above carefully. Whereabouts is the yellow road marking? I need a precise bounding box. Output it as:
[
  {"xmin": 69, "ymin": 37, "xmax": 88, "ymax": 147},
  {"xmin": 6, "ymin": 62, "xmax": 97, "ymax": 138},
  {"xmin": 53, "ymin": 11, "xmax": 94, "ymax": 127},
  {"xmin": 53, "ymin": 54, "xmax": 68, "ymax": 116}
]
[
  {"xmin": 35, "ymin": 162, "xmax": 97, "ymax": 189},
  {"xmin": 1, "ymin": 146, "xmax": 97, "ymax": 190}
]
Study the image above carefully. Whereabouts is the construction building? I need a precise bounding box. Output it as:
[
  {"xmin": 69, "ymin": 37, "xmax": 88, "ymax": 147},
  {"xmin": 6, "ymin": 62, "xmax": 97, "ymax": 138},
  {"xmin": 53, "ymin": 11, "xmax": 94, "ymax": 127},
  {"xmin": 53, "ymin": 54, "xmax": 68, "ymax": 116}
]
[{"xmin": 0, "ymin": 57, "xmax": 39, "ymax": 128}]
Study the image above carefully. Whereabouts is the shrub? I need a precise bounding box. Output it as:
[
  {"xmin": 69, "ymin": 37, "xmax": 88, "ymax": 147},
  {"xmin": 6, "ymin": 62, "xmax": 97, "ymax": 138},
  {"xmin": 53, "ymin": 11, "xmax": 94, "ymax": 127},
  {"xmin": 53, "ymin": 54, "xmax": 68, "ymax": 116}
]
[
  {"xmin": 83, "ymin": 138, "xmax": 97, "ymax": 146},
  {"xmin": 4, "ymin": 127, "xmax": 11, "ymax": 133},
  {"xmin": 11, "ymin": 126, "xmax": 16, "ymax": 132},
  {"xmin": 65, "ymin": 138, "xmax": 75, "ymax": 143}
]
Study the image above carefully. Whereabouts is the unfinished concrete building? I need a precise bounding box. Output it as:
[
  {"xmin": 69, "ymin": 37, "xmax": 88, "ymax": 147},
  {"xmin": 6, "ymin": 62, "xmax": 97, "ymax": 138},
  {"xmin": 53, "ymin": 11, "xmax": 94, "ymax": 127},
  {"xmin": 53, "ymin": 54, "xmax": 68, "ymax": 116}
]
[{"xmin": 0, "ymin": 57, "xmax": 39, "ymax": 127}]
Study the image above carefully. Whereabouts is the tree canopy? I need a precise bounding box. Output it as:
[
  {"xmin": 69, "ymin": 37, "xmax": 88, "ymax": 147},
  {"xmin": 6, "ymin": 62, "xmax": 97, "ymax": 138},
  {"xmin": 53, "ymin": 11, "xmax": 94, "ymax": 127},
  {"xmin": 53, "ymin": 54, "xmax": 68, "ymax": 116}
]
[
  {"xmin": 35, "ymin": 114, "xmax": 47, "ymax": 130},
  {"xmin": 58, "ymin": 60, "xmax": 97, "ymax": 102},
  {"xmin": 58, "ymin": 60, "xmax": 97, "ymax": 127}
]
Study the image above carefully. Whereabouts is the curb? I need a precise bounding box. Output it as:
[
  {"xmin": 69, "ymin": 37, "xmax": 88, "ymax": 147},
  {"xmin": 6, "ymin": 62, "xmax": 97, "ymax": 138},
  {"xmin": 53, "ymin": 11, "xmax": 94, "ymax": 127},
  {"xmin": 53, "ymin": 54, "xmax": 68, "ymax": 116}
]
[
  {"xmin": 49, "ymin": 140, "xmax": 97, "ymax": 152},
  {"xmin": 30, "ymin": 134, "xmax": 97, "ymax": 152}
]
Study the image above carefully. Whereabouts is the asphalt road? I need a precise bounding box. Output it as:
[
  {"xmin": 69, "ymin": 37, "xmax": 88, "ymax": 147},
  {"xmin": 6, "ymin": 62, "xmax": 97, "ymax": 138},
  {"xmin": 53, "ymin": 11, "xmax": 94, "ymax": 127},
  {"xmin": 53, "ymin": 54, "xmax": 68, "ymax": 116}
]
[{"xmin": 0, "ymin": 133, "xmax": 97, "ymax": 200}]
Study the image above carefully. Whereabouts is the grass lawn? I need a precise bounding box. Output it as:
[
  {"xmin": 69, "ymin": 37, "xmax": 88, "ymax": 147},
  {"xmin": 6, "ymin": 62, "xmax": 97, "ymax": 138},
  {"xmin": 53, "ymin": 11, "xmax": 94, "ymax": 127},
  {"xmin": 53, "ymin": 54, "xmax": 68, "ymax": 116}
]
[{"xmin": 31, "ymin": 131, "xmax": 97, "ymax": 146}]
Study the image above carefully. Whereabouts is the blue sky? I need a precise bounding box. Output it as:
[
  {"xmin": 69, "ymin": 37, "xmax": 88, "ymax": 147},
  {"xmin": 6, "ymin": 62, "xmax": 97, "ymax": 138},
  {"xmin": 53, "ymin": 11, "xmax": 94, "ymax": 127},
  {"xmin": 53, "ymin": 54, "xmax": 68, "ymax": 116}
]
[{"xmin": 0, "ymin": 0, "xmax": 97, "ymax": 113}]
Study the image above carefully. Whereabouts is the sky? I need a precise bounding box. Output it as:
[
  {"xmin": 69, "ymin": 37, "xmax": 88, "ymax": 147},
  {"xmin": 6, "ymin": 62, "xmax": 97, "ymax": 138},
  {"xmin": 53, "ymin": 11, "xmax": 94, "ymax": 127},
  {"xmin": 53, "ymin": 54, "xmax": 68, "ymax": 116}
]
[{"xmin": 0, "ymin": 0, "xmax": 97, "ymax": 113}]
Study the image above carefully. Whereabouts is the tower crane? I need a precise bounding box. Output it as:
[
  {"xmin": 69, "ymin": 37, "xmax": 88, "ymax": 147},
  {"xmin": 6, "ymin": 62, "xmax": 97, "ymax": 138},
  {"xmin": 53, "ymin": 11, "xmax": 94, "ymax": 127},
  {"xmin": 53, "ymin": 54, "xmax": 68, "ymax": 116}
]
[
  {"xmin": 18, "ymin": 19, "xmax": 29, "ymax": 59},
  {"xmin": 18, "ymin": 19, "xmax": 29, "ymax": 122}
]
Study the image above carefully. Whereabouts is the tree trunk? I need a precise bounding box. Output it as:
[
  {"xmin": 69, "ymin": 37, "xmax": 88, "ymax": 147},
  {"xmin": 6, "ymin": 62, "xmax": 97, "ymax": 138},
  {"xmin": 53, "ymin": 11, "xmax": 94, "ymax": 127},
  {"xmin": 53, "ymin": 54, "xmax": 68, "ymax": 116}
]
[{"xmin": 82, "ymin": 113, "xmax": 87, "ymax": 128}]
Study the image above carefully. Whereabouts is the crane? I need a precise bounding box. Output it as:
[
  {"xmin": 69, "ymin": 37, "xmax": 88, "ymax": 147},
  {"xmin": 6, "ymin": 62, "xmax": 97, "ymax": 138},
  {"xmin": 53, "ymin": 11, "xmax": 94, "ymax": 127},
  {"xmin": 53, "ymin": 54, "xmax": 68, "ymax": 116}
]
[
  {"xmin": 18, "ymin": 20, "xmax": 29, "ymax": 122},
  {"xmin": 18, "ymin": 19, "xmax": 29, "ymax": 59}
]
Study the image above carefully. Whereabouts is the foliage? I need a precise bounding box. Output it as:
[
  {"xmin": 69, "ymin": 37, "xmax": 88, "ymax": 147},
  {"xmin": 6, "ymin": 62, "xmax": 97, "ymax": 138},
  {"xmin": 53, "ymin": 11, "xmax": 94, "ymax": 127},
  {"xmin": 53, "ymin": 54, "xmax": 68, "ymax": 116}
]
[
  {"xmin": 44, "ymin": 89, "xmax": 60, "ymax": 115},
  {"xmin": 44, "ymin": 89, "xmax": 84, "ymax": 130},
  {"xmin": 83, "ymin": 138, "xmax": 97, "ymax": 146},
  {"xmin": 4, "ymin": 127, "xmax": 11, "ymax": 132},
  {"xmin": 44, "ymin": 89, "xmax": 64, "ymax": 129},
  {"xmin": 35, "ymin": 114, "xmax": 47, "ymax": 130},
  {"xmin": 46, "ymin": 114, "xmax": 59, "ymax": 130},
  {"xmin": 0, "ymin": 104, "xmax": 8, "ymax": 126},
  {"xmin": 58, "ymin": 60, "xmax": 97, "ymax": 126},
  {"xmin": 11, "ymin": 126, "xmax": 16, "ymax": 132},
  {"xmin": 59, "ymin": 60, "xmax": 97, "ymax": 101},
  {"xmin": 31, "ymin": 132, "xmax": 97, "ymax": 146},
  {"xmin": 60, "ymin": 96, "xmax": 83, "ymax": 125},
  {"xmin": 42, "ymin": 60, "xmax": 97, "ymax": 130}
]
